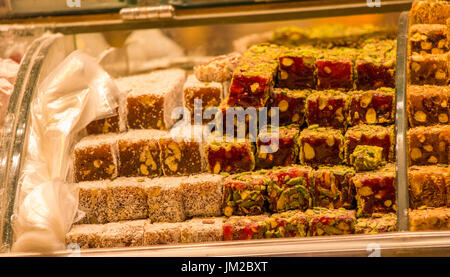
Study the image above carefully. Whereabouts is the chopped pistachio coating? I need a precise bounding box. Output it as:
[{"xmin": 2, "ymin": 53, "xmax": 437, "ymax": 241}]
[
  {"xmin": 264, "ymin": 210, "xmax": 308, "ymax": 238},
  {"xmin": 316, "ymin": 47, "xmax": 357, "ymax": 90},
  {"xmin": 409, "ymin": 207, "xmax": 450, "ymax": 231},
  {"xmin": 222, "ymin": 170, "xmax": 271, "ymax": 216},
  {"xmin": 299, "ymin": 125, "xmax": 344, "ymax": 166},
  {"xmin": 223, "ymin": 214, "xmax": 269, "ymax": 241},
  {"xmin": 408, "ymin": 165, "xmax": 448, "ymax": 209},
  {"xmin": 349, "ymin": 145, "xmax": 385, "ymax": 172},
  {"xmin": 306, "ymin": 208, "xmax": 356, "ymax": 236},
  {"xmin": 314, "ymin": 165, "xmax": 356, "ymax": 209},
  {"xmin": 355, "ymin": 213, "xmax": 397, "ymax": 234},
  {"xmin": 410, "ymin": 0, "xmax": 450, "ymax": 25},
  {"xmin": 256, "ymin": 124, "xmax": 300, "ymax": 169},
  {"xmin": 266, "ymin": 165, "xmax": 314, "ymax": 212}
]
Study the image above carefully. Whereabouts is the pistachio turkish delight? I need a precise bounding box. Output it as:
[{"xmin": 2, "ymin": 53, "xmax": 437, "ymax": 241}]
[
  {"xmin": 306, "ymin": 208, "xmax": 356, "ymax": 236},
  {"xmin": 409, "ymin": 24, "xmax": 448, "ymax": 55},
  {"xmin": 266, "ymin": 165, "xmax": 314, "ymax": 212},
  {"xmin": 204, "ymin": 139, "xmax": 255, "ymax": 174},
  {"xmin": 408, "ymin": 165, "xmax": 448, "ymax": 209},
  {"xmin": 351, "ymin": 165, "xmax": 396, "ymax": 217},
  {"xmin": 410, "ymin": 0, "xmax": 450, "ymax": 24},
  {"xmin": 222, "ymin": 170, "xmax": 270, "ymax": 217},
  {"xmin": 73, "ymin": 134, "xmax": 118, "ymax": 182},
  {"xmin": 409, "ymin": 53, "xmax": 449, "ymax": 86},
  {"xmin": 264, "ymin": 210, "xmax": 308, "ymax": 238},
  {"xmin": 348, "ymin": 87, "xmax": 395, "ymax": 125},
  {"xmin": 409, "ymin": 207, "xmax": 450, "ymax": 231},
  {"xmin": 407, "ymin": 125, "xmax": 450, "ymax": 165},
  {"xmin": 313, "ymin": 165, "xmax": 356, "ymax": 209},
  {"xmin": 305, "ymin": 90, "xmax": 349, "ymax": 130},
  {"xmin": 268, "ymin": 88, "xmax": 310, "ymax": 126},
  {"xmin": 316, "ymin": 47, "xmax": 356, "ymax": 90},
  {"xmin": 355, "ymin": 213, "xmax": 397, "ymax": 234},
  {"xmin": 355, "ymin": 39, "xmax": 396, "ymax": 89},
  {"xmin": 122, "ymin": 69, "xmax": 186, "ymax": 130},
  {"xmin": 159, "ymin": 134, "xmax": 203, "ymax": 176},
  {"xmin": 299, "ymin": 126, "xmax": 344, "ymax": 166},
  {"xmin": 256, "ymin": 124, "xmax": 300, "ymax": 169},
  {"xmin": 349, "ymin": 145, "xmax": 385, "ymax": 172},
  {"xmin": 223, "ymin": 214, "xmax": 269, "ymax": 241},
  {"xmin": 344, "ymin": 124, "xmax": 395, "ymax": 164},
  {"xmin": 407, "ymin": 85, "xmax": 450, "ymax": 127},
  {"xmin": 277, "ymin": 47, "xmax": 319, "ymax": 89}
]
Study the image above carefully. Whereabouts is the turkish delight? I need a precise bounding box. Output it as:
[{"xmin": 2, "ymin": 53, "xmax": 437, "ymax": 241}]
[
  {"xmin": 222, "ymin": 170, "xmax": 270, "ymax": 217},
  {"xmin": 349, "ymin": 145, "xmax": 385, "ymax": 172},
  {"xmin": 344, "ymin": 124, "xmax": 395, "ymax": 164},
  {"xmin": 408, "ymin": 165, "xmax": 447, "ymax": 209},
  {"xmin": 204, "ymin": 139, "xmax": 255, "ymax": 174},
  {"xmin": 264, "ymin": 210, "xmax": 308, "ymax": 238},
  {"xmin": 298, "ymin": 126, "xmax": 344, "ymax": 166},
  {"xmin": 256, "ymin": 124, "xmax": 300, "ymax": 169},
  {"xmin": 268, "ymin": 88, "xmax": 310, "ymax": 126},
  {"xmin": 194, "ymin": 52, "xmax": 241, "ymax": 82},
  {"xmin": 316, "ymin": 47, "xmax": 356, "ymax": 90},
  {"xmin": 277, "ymin": 47, "xmax": 319, "ymax": 89},
  {"xmin": 410, "ymin": 0, "xmax": 450, "ymax": 24},
  {"xmin": 117, "ymin": 129, "xmax": 164, "ymax": 178},
  {"xmin": 409, "ymin": 53, "xmax": 448, "ymax": 85},
  {"xmin": 181, "ymin": 217, "xmax": 224, "ymax": 243},
  {"xmin": 159, "ymin": 134, "xmax": 203, "ymax": 176},
  {"xmin": 306, "ymin": 208, "xmax": 356, "ymax": 236},
  {"xmin": 409, "ymin": 207, "xmax": 450, "ymax": 231},
  {"xmin": 407, "ymin": 85, "xmax": 449, "ymax": 127},
  {"xmin": 305, "ymin": 90, "xmax": 349, "ymax": 130},
  {"xmin": 266, "ymin": 165, "xmax": 314, "ymax": 212},
  {"xmin": 355, "ymin": 213, "xmax": 397, "ymax": 234},
  {"xmin": 143, "ymin": 221, "xmax": 182, "ymax": 245},
  {"xmin": 121, "ymin": 69, "xmax": 185, "ymax": 130},
  {"xmin": 77, "ymin": 180, "xmax": 110, "ymax": 224},
  {"xmin": 407, "ymin": 125, "xmax": 450, "ymax": 165},
  {"xmin": 73, "ymin": 134, "xmax": 118, "ymax": 182},
  {"xmin": 409, "ymin": 24, "xmax": 448, "ymax": 55},
  {"xmin": 223, "ymin": 215, "xmax": 269, "ymax": 241},
  {"xmin": 347, "ymin": 87, "xmax": 395, "ymax": 125}
]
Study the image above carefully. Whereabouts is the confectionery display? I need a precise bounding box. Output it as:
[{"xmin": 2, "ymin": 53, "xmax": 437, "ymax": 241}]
[
  {"xmin": 268, "ymin": 88, "xmax": 309, "ymax": 126},
  {"xmin": 355, "ymin": 213, "xmax": 397, "ymax": 234},
  {"xmin": 407, "ymin": 85, "xmax": 449, "ymax": 127},
  {"xmin": 409, "ymin": 207, "xmax": 450, "ymax": 231},
  {"xmin": 349, "ymin": 145, "xmax": 385, "ymax": 172},
  {"xmin": 305, "ymin": 90, "xmax": 349, "ymax": 130},
  {"xmin": 305, "ymin": 208, "xmax": 356, "ymax": 236},
  {"xmin": 407, "ymin": 125, "xmax": 450, "ymax": 165},
  {"xmin": 347, "ymin": 87, "xmax": 395, "ymax": 125},
  {"xmin": 298, "ymin": 126, "xmax": 344, "ymax": 166}
]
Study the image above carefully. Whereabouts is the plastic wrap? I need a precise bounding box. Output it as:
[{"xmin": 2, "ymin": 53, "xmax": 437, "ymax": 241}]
[{"xmin": 11, "ymin": 50, "xmax": 120, "ymax": 252}]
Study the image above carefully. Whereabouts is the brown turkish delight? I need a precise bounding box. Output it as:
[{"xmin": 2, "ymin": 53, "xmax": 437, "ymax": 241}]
[
  {"xmin": 409, "ymin": 53, "xmax": 449, "ymax": 85},
  {"xmin": 349, "ymin": 145, "xmax": 385, "ymax": 172},
  {"xmin": 408, "ymin": 165, "xmax": 448, "ymax": 209},
  {"xmin": 409, "ymin": 24, "xmax": 448, "ymax": 55},
  {"xmin": 117, "ymin": 129, "xmax": 164, "ymax": 178},
  {"xmin": 268, "ymin": 88, "xmax": 310, "ymax": 126},
  {"xmin": 348, "ymin": 87, "xmax": 395, "ymax": 125},
  {"xmin": 143, "ymin": 221, "xmax": 181, "ymax": 245},
  {"xmin": 298, "ymin": 126, "xmax": 344, "ymax": 166},
  {"xmin": 409, "ymin": 207, "xmax": 450, "ymax": 231},
  {"xmin": 73, "ymin": 134, "xmax": 118, "ymax": 182},
  {"xmin": 305, "ymin": 90, "xmax": 349, "ymax": 130},
  {"xmin": 77, "ymin": 180, "xmax": 110, "ymax": 224},
  {"xmin": 407, "ymin": 125, "xmax": 450, "ymax": 165},
  {"xmin": 407, "ymin": 85, "xmax": 449, "ymax": 127},
  {"xmin": 306, "ymin": 208, "xmax": 356, "ymax": 236},
  {"xmin": 344, "ymin": 124, "xmax": 395, "ymax": 164},
  {"xmin": 121, "ymin": 69, "xmax": 186, "ymax": 130},
  {"xmin": 410, "ymin": 0, "xmax": 450, "ymax": 24},
  {"xmin": 159, "ymin": 134, "xmax": 203, "ymax": 176},
  {"xmin": 351, "ymin": 165, "xmax": 396, "ymax": 217},
  {"xmin": 256, "ymin": 124, "xmax": 300, "ymax": 169}
]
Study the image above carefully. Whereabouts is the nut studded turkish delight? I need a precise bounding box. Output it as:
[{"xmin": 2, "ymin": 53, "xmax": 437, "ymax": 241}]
[
  {"xmin": 298, "ymin": 126, "xmax": 344, "ymax": 166},
  {"xmin": 180, "ymin": 217, "xmax": 224, "ymax": 243},
  {"xmin": 409, "ymin": 53, "xmax": 449, "ymax": 85},
  {"xmin": 268, "ymin": 88, "xmax": 310, "ymax": 126},
  {"xmin": 277, "ymin": 47, "xmax": 319, "ymax": 89},
  {"xmin": 351, "ymin": 165, "xmax": 396, "ymax": 217},
  {"xmin": 223, "ymin": 214, "xmax": 269, "ymax": 241},
  {"xmin": 159, "ymin": 134, "xmax": 203, "ymax": 176},
  {"xmin": 256, "ymin": 124, "xmax": 300, "ymax": 169},
  {"xmin": 305, "ymin": 90, "xmax": 349, "ymax": 130},
  {"xmin": 120, "ymin": 69, "xmax": 186, "ymax": 130},
  {"xmin": 77, "ymin": 180, "xmax": 110, "ymax": 224},
  {"xmin": 117, "ymin": 129, "xmax": 164, "ymax": 178},
  {"xmin": 410, "ymin": 0, "xmax": 450, "ymax": 24},
  {"xmin": 316, "ymin": 47, "xmax": 356, "ymax": 90},
  {"xmin": 407, "ymin": 125, "xmax": 450, "ymax": 165},
  {"xmin": 194, "ymin": 52, "xmax": 242, "ymax": 82},
  {"xmin": 409, "ymin": 24, "xmax": 448, "ymax": 55},
  {"xmin": 143, "ymin": 176, "xmax": 186, "ymax": 223},
  {"xmin": 73, "ymin": 134, "xmax": 118, "ymax": 182},
  {"xmin": 264, "ymin": 210, "xmax": 308, "ymax": 238},
  {"xmin": 409, "ymin": 207, "xmax": 450, "ymax": 231},
  {"xmin": 407, "ymin": 85, "xmax": 450, "ymax": 127},
  {"xmin": 355, "ymin": 39, "xmax": 396, "ymax": 89},
  {"xmin": 266, "ymin": 165, "xmax": 314, "ymax": 212},
  {"xmin": 86, "ymin": 111, "xmax": 120, "ymax": 135},
  {"xmin": 355, "ymin": 213, "xmax": 397, "ymax": 234},
  {"xmin": 347, "ymin": 87, "xmax": 395, "ymax": 125},
  {"xmin": 214, "ymin": 104, "xmax": 259, "ymax": 141},
  {"xmin": 313, "ymin": 165, "xmax": 356, "ymax": 209},
  {"xmin": 183, "ymin": 74, "xmax": 222, "ymax": 124},
  {"xmin": 180, "ymin": 173, "xmax": 224, "ymax": 218},
  {"xmin": 222, "ymin": 170, "xmax": 270, "ymax": 217},
  {"xmin": 65, "ymin": 223, "xmax": 105, "ymax": 249},
  {"xmin": 306, "ymin": 208, "xmax": 356, "ymax": 236},
  {"xmin": 349, "ymin": 145, "xmax": 385, "ymax": 172},
  {"xmin": 228, "ymin": 44, "xmax": 281, "ymax": 108},
  {"xmin": 344, "ymin": 124, "xmax": 395, "ymax": 164},
  {"xmin": 204, "ymin": 138, "xmax": 255, "ymax": 174},
  {"xmin": 143, "ymin": 221, "xmax": 181, "ymax": 245},
  {"xmin": 408, "ymin": 165, "xmax": 448, "ymax": 209}
]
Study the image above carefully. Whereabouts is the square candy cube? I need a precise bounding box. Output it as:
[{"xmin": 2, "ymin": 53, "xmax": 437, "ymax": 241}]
[
  {"xmin": 407, "ymin": 125, "xmax": 450, "ymax": 165},
  {"xmin": 306, "ymin": 90, "xmax": 349, "ymax": 130},
  {"xmin": 277, "ymin": 47, "xmax": 319, "ymax": 89},
  {"xmin": 355, "ymin": 213, "xmax": 397, "ymax": 234},
  {"xmin": 409, "ymin": 24, "xmax": 448, "ymax": 55},
  {"xmin": 204, "ymin": 139, "xmax": 255, "ymax": 174},
  {"xmin": 409, "ymin": 207, "xmax": 450, "ymax": 231},
  {"xmin": 223, "ymin": 215, "xmax": 269, "ymax": 241},
  {"xmin": 268, "ymin": 88, "xmax": 310, "ymax": 126},
  {"xmin": 409, "ymin": 53, "xmax": 449, "ymax": 86},
  {"xmin": 407, "ymin": 85, "xmax": 449, "ymax": 127},
  {"xmin": 408, "ymin": 165, "xmax": 448, "ymax": 209},
  {"xmin": 348, "ymin": 87, "xmax": 395, "ymax": 125},
  {"xmin": 299, "ymin": 126, "xmax": 344, "ymax": 166},
  {"xmin": 306, "ymin": 208, "xmax": 356, "ymax": 236},
  {"xmin": 349, "ymin": 145, "xmax": 385, "ymax": 172},
  {"xmin": 264, "ymin": 210, "xmax": 308, "ymax": 238},
  {"xmin": 316, "ymin": 47, "xmax": 356, "ymax": 90}
]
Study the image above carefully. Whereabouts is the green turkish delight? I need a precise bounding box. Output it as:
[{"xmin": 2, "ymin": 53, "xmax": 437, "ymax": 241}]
[
  {"xmin": 306, "ymin": 208, "xmax": 356, "ymax": 236},
  {"xmin": 355, "ymin": 213, "xmax": 397, "ymax": 234},
  {"xmin": 349, "ymin": 145, "xmax": 385, "ymax": 172},
  {"xmin": 264, "ymin": 210, "xmax": 308, "ymax": 238}
]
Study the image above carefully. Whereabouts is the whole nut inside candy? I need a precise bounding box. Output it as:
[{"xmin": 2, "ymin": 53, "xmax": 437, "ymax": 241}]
[
  {"xmin": 410, "ymin": 147, "xmax": 422, "ymax": 160},
  {"xmin": 414, "ymin": 111, "xmax": 427, "ymax": 122},
  {"xmin": 303, "ymin": 142, "xmax": 315, "ymax": 160}
]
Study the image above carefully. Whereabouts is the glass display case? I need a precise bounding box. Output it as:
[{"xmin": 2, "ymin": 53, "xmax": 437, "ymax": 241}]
[{"xmin": 1, "ymin": 0, "xmax": 450, "ymax": 257}]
